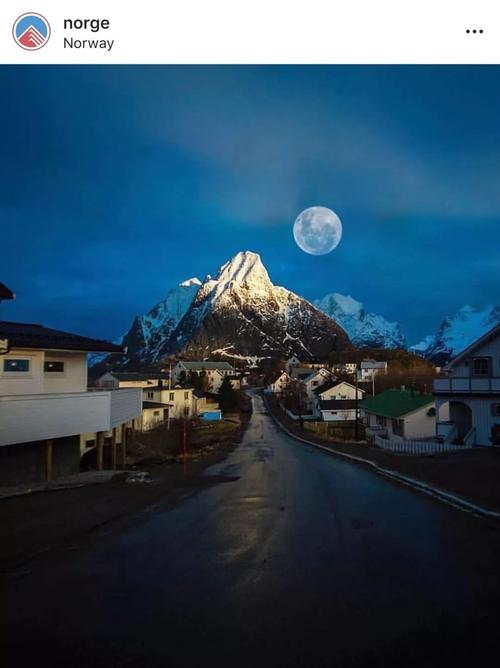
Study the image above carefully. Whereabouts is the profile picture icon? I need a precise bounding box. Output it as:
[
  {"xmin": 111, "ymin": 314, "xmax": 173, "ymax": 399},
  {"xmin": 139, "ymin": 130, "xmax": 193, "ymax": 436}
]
[{"xmin": 13, "ymin": 13, "xmax": 50, "ymax": 50}]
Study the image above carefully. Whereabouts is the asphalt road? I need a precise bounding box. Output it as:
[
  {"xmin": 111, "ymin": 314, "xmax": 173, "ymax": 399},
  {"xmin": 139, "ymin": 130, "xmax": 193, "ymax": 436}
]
[{"xmin": 2, "ymin": 392, "xmax": 500, "ymax": 668}]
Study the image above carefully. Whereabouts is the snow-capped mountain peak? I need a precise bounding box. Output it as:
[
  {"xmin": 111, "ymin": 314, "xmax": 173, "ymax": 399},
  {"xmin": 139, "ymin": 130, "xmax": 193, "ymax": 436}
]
[
  {"xmin": 314, "ymin": 292, "xmax": 406, "ymax": 349},
  {"xmin": 411, "ymin": 304, "xmax": 500, "ymax": 364},
  {"xmin": 179, "ymin": 277, "xmax": 202, "ymax": 287}
]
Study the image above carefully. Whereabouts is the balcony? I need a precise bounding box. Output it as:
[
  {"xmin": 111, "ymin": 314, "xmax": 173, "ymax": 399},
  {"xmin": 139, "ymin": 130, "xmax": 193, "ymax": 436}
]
[
  {"xmin": 433, "ymin": 376, "xmax": 500, "ymax": 394},
  {"xmin": 0, "ymin": 388, "xmax": 142, "ymax": 446}
]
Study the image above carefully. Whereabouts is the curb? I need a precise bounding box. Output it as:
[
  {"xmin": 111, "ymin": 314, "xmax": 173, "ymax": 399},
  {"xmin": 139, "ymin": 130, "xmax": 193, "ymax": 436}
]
[{"xmin": 264, "ymin": 399, "xmax": 500, "ymax": 521}]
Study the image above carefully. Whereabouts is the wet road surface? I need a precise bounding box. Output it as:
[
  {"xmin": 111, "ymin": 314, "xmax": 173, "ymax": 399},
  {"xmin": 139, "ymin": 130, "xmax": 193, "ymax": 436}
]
[{"xmin": 2, "ymin": 392, "xmax": 500, "ymax": 667}]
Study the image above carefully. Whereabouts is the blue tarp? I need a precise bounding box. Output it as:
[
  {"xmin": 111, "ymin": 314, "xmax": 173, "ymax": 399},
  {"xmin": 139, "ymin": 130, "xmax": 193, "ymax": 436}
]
[{"xmin": 200, "ymin": 410, "xmax": 222, "ymax": 421}]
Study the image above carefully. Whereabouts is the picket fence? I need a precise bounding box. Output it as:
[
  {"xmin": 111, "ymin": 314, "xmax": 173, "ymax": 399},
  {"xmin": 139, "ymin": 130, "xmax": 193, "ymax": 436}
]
[{"xmin": 374, "ymin": 434, "xmax": 470, "ymax": 456}]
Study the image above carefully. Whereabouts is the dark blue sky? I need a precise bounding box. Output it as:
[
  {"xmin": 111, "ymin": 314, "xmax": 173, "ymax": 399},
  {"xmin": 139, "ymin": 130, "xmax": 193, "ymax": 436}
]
[{"xmin": 1, "ymin": 66, "xmax": 499, "ymax": 344}]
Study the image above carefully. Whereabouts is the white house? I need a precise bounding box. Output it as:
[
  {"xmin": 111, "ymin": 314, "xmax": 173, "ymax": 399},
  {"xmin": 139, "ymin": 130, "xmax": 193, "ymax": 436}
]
[
  {"xmin": 266, "ymin": 371, "xmax": 290, "ymax": 397},
  {"xmin": 313, "ymin": 381, "xmax": 366, "ymax": 421},
  {"xmin": 361, "ymin": 389, "xmax": 437, "ymax": 442},
  {"xmin": 285, "ymin": 356, "xmax": 301, "ymax": 375},
  {"xmin": 0, "ymin": 320, "xmax": 142, "ymax": 485},
  {"xmin": 294, "ymin": 367, "xmax": 333, "ymax": 412},
  {"xmin": 171, "ymin": 360, "xmax": 236, "ymax": 393},
  {"xmin": 358, "ymin": 360, "xmax": 388, "ymax": 382},
  {"xmin": 94, "ymin": 371, "xmax": 168, "ymax": 390},
  {"xmin": 433, "ymin": 322, "xmax": 500, "ymax": 446},
  {"xmin": 142, "ymin": 386, "xmax": 196, "ymax": 420}
]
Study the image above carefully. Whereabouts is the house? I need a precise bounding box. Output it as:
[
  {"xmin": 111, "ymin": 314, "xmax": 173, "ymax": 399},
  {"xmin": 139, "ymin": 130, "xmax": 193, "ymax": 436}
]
[
  {"xmin": 171, "ymin": 360, "xmax": 236, "ymax": 392},
  {"xmin": 265, "ymin": 371, "xmax": 290, "ymax": 397},
  {"xmin": 358, "ymin": 360, "xmax": 388, "ymax": 382},
  {"xmin": 94, "ymin": 370, "xmax": 168, "ymax": 390},
  {"xmin": 142, "ymin": 386, "xmax": 196, "ymax": 421},
  {"xmin": 433, "ymin": 322, "xmax": 500, "ymax": 446},
  {"xmin": 313, "ymin": 381, "xmax": 366, "ymax": 421},
  {"xmin": 140, "ymin": 400, "xmax": 171, "ymax": 431},
  {"xmin": 0, "ymin": 320, "xmax": 142, "ymax": 485},
  {"xmin": 338, "ymin": 362, "xmax": 357, "ymax": 375},
  {"xmin": 361, "ymin": 389, "xmax": 437, "ymax": 442},
  {"xmin": 290, "ymin": 367, "xmax": 332, "ymax": 412},
  {"xmin": 285, "ymin": 355, "xmax": 301, "ymax": 375}
]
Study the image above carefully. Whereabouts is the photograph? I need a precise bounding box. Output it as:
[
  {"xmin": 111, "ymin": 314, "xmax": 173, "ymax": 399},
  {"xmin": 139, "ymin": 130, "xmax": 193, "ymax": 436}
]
[{"xmin": 1, "ymin": 7, "xmax": 500, "ymax": 668}]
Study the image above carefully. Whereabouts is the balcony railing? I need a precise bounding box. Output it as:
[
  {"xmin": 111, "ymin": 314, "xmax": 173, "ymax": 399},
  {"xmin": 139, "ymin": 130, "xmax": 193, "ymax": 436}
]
[
  {"xmin": 0, "ymin": 388, "xmax": 142, "ymax": 447},
  {"xmin": 433, "ymin": 376, "xmax": 500, "ymax": 394}
]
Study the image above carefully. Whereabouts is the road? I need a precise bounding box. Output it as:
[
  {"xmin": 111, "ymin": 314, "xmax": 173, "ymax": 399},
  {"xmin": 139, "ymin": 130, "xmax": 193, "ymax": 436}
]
[{"xmin": 2, "ymin": 392, "xmax": 500, "ymax": 668}]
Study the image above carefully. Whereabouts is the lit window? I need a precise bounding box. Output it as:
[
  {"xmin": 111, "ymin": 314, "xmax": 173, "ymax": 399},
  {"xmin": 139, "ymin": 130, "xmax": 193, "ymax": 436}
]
[
  {"xmin": 3, "ymin": 359, "xmax": 30, "ymax": 373},
  {"xmin": 44, "ymin": 361, "xmax": 64, "ymax": 373}
]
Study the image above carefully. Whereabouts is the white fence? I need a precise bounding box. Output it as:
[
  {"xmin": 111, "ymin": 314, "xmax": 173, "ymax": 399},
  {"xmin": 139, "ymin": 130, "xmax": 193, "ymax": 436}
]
[{"xmin": 374, "ymin": 434, "xmax": 470, "ymax": 456}]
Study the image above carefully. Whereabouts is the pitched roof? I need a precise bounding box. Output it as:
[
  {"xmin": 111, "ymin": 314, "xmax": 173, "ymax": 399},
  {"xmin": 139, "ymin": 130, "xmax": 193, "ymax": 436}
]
[
  {"xmin": 179, "ymin": 361, "xmax": 234, "ymax": 371},
  {"xmin": 0, "ymin": 321, "xmax": 124, "ymax": 353},
  {"xmin": 360, "ymin": 389, "xmax": 434, "ymax": 418},
  {"xmin": 0, "ymin": 283, "xmax": 15, "ymax": 300},
  {"xmin": 319, "ymin": 399, "xmax": 357, "ymax": 410},
  {"xmin": 313, "ymin": 380, "xmax": 363, "ymax": 396},
  {"xmin": 446, "ymin": 321, "xmax": 500, "ymax": 369}
]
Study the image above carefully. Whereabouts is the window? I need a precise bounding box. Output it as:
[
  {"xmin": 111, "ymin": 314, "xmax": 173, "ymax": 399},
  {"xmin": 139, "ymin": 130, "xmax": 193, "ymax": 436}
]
[
  {"xmin": 472, "ymin": 357, "xmax": 491, "ymax": 377},
  {"xmin": 376, "ymin": 415, "xmax": 387, "ymax": 427},
  {"xmin": 169, "ymin": 392, "xmax": 174, "ymax": 401},
  {"xmin": 147, "ymin": 392, "xmax": 154, "ymax": 399},
  {"xmin": 44, "ymin": 361, "xmax": 65, "ymax": 373},
  {"xmin": 392, "ymin": 418, "xmax": 404, "ymax": 437},
  {"xmin": 184, "ymin": 392, "xmax": 189, "ymax": 400},
  {"xmin": 3, "ymin": 358, "xmax": 30, "ymax": 373},
  {"xmin": 491, "ymin": 404, "xmax": 500, "ymax": 417},
  {"xmin": 153, "ymin": 411, "xmax": 160, "ymax": 417},
  {"xmin": 312, "ymin": 381, "xmax": 318, "ymax": 386}
]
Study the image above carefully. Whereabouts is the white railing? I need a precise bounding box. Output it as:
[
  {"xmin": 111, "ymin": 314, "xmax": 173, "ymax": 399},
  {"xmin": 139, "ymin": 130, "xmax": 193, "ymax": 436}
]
[
  {"xmin": 374, "ymin": 434, "xmax": 470, "ymax": 456},
  {"xmin": 434, "ymin": 376, "xmax": 500, "ymax": 393},
  {"xmin": 0, "ymin": 388, "xmax": 142, "ymax": 446}
]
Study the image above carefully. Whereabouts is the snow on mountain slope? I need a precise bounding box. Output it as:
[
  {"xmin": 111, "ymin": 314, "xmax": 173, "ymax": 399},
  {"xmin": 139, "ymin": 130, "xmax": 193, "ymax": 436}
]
[
  {"xmin": 314, "ymin": 292, "xmax": 406, "ymax": 349},
  {"xmin": 411, "ymin": 304, "xmax": 500, "ymax": 364},
  {"xmin": 115, "ymin": 278, "xmax": 201, "ymax": 367},
  {"xmin": 170, "ymin": 251, "xmax": 352, "ymax": 360}
]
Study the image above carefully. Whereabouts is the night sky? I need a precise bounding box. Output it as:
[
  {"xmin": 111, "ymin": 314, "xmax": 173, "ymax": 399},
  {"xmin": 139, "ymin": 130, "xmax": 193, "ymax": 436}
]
[{"xmin": 1, "ymin": 66, "xmax": 499, "ymax": 344}]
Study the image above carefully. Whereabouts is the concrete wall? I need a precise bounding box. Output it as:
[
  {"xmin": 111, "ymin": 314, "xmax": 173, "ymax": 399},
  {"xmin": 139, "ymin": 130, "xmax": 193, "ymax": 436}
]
[{"xmin": 0, "ymin": 435, "xmax": 80, "ymax": 486}]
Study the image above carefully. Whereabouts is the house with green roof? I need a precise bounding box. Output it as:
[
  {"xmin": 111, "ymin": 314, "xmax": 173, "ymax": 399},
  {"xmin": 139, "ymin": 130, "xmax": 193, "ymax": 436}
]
[{"xmin": 360, "ymin": 389, "xmax": 437, "ymax": 442}]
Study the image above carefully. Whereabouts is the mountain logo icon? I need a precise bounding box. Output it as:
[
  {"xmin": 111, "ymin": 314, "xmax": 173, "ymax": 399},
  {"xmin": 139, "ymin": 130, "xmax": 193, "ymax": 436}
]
[{"xmin": 13, "ymin": 13, "xmax": 50, "ymax": 50}]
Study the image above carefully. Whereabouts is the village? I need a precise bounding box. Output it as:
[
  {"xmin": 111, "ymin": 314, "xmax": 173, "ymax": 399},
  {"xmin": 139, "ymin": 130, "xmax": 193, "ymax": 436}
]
[{"xmin": 1, "ymin": 278, "xmax": 499, "ymax": 495}]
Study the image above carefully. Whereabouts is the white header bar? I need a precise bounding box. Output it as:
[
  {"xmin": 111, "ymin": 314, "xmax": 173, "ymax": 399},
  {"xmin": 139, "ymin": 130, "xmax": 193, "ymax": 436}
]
[{"xmin": 1, "ymin": 0, "xmax": 499, "ymax": 64}]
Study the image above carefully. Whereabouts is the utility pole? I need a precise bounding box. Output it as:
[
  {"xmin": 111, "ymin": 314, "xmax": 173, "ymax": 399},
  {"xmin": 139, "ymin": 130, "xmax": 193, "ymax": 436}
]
[{"xmin": 167, "ymin": 362, "xmax": 172, "ymax": 431}]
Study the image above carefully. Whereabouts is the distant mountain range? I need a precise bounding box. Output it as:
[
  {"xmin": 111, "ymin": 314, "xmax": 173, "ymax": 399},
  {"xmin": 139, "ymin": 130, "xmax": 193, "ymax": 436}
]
[
  {"xmin": 100, "ymin": 251, "xmax": 352, "ymax": 368},
  {"xmin": 91, "ymin": 251, "xmax": 499, "ymax": 369},
  {"xmin": 314, "ymin": 293, "xmax": 406, "ymax": 349},
  {"xmin": 410, "ymin": 304, "xmax": 500, "ymax": 365}
]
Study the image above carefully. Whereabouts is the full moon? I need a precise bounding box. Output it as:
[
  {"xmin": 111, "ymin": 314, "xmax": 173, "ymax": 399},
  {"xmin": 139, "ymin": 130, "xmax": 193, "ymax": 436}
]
[{"xmin": 293, "ymin": 206, "xmax": 343, "ymax": 256}]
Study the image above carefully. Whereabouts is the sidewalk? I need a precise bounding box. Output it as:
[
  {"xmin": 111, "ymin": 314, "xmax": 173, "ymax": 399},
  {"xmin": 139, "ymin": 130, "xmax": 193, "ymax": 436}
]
[{"xmin": 264, "ymin": 394, "xmax": 500, "ymax": 516}]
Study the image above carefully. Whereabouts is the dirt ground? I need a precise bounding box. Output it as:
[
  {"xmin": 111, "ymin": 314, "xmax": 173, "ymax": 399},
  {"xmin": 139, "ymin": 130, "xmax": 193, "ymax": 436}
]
[
  {"xmin": 0, "ymin": 418, "xmax": 249, "ymax": 576},
  {"xmin": 264, "ymin": 394, "xmax": 500, "ymax": 513}
]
